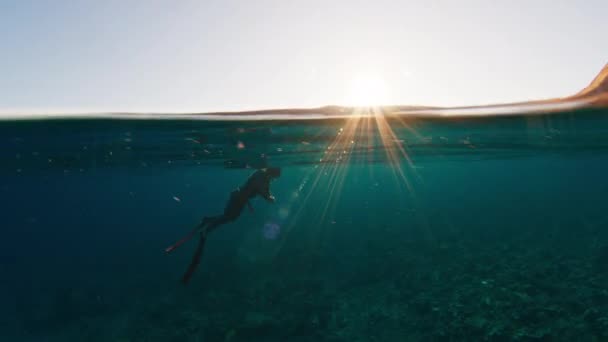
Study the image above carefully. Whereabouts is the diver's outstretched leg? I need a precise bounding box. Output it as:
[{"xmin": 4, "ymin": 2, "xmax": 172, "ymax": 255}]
[
  {"xmin": 179, "ymin": 216, "xmax": 231, "ymax": 284},
  {"xmin": 200, "ymin": 216, "xmax": 212, "ymax": 226},
  {"xmin": 165, "ymin": 217, "xmax": 214, "ymax": 254}
]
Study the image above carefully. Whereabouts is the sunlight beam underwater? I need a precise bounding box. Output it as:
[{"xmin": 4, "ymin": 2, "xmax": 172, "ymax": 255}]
[{"xmin": 270, "ymin": 105, "xmax": 426, "ymax": 260}]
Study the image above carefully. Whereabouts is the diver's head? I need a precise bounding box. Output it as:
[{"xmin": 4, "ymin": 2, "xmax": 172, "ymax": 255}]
[{"xmin": 266, "ymin": 167, "xmax": 281, "ymax": 179}]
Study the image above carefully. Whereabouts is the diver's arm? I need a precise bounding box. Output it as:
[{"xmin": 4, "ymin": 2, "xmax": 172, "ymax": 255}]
[
  {"xmin": 259, "ymin": 186, "xmax": 275, "ymax": 203},
  {"xmin": 249, "ymin": 171, "xmax": 275, "ymax": 202}
]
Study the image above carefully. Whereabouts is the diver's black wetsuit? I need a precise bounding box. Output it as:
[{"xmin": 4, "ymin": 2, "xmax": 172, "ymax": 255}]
[
  {"xmin": 180, "ymin": 167, "xmax": 281, "ymax": 284},
  {"xmin": 203, "ymin": 168, "xmax": 277, "ymax": 232}
]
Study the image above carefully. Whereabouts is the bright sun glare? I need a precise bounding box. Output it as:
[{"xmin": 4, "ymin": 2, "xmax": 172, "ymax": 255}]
[{"xmin": 345, "ymin": 71, "xmax": 390, "ymax": 107}]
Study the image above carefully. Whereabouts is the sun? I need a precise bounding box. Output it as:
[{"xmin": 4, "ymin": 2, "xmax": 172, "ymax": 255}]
[{"xmin": 344, "ymin": 71, "xmax": 391, "ymax": 107}]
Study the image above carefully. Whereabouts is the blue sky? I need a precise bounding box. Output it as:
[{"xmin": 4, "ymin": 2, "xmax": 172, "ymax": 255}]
[{"xmin": 0, "ymin": 0, "xmax": 606, "ymax": 113}]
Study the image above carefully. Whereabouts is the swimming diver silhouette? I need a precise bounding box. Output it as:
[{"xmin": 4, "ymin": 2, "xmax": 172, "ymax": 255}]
[{"xmin": 165, "ymin": 167, "xmax": 282, "ymax": 284}]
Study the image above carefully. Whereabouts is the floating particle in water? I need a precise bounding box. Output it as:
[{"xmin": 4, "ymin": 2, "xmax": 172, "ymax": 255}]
[
  {"xmin": 301, "ymin": 141, "xmax": 310, "ymax": 145},
  {"xmin": 173, "ymin": 196, "xmax": 181, "ymax": 202},
  {"xmin": 237, "ymin": 141, "xmax": 245, "ymax": 149},
  {"xmin": 263, "ymin": 222, "xmax": 280, "ymax": 240},
  {"xmin": 276, "ymin": 148, "xmax": 283, "ymax": 152}
]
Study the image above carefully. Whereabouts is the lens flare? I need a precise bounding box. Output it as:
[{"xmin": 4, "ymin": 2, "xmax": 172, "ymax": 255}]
[{"xmin": 263, "ymin": 222, "xmax": 281, "ymax": 240}]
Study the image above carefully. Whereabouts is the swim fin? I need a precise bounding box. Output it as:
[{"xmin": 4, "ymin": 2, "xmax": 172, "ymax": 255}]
[
  {"xmin": 165, "ymin": 224, "xmax": 205, "ymax": 254},
  {"xmin": 181, "ymin": 233, "xmax": 207, "ymax": 285}
]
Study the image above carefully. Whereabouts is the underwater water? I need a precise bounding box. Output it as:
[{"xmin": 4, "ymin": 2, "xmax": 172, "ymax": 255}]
[{"xmin": 2, "ymin": 108, "xmax": 608, "ymax": 341}]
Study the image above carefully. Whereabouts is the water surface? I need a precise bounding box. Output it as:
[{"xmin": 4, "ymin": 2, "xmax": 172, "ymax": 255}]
[{"xmin": 2, "ymin": 107, "xmax": 608, "ymax": 341}]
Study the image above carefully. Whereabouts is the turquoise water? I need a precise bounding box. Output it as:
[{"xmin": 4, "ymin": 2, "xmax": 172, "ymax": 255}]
[{"xmin": 2, "ymin": 108, "xmax": 608, "ymax": 341}]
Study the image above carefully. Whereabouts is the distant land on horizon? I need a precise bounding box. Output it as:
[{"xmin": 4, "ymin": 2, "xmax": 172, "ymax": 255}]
[
  {"xmin": 1, "ymin": 62, "xmax": 606, "ymax": 119},
  {"xmin": 183, "ymin": 61, "xmax": 608, "ymax": 117}
]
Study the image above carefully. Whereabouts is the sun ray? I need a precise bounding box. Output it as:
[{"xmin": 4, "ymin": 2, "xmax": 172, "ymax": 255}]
[
  {"xmin": 371, "ymin": 106, "xmax": 416, "ymax": 193},
  {"xmin": 272, "ymin": 83, "xmax": 429, "ymax": 260},
  {"xmin": 275, "ymin": 115, "xmax": 363, "ymax": 255}
]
